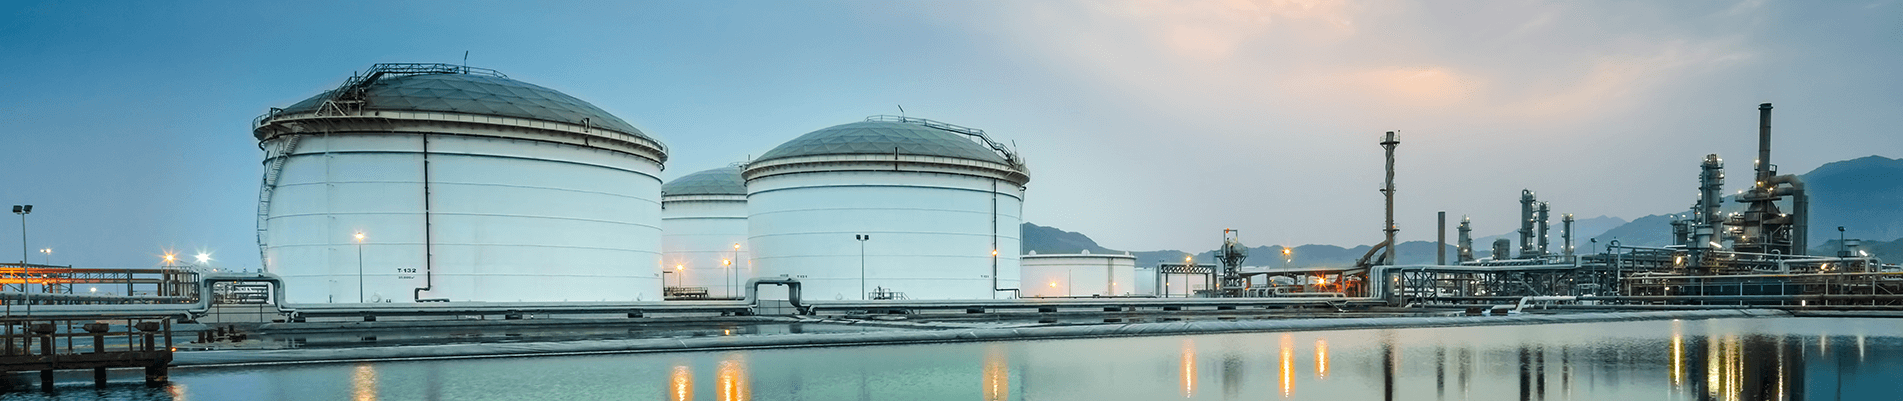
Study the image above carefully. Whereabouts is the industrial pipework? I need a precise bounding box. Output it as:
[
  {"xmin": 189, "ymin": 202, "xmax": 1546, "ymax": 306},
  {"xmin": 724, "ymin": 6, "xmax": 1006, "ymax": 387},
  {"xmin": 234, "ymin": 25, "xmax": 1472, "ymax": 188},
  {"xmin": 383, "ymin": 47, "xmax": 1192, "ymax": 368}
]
[
  {"xmin": 1726, "ymin": 103, "xmax": 1809, "ymax": 255},
  {"xmin": 1359, "ymin": 131, "xmax": 1401, "ymax": 267},
  {"xmin": 1561, "ymin": 214, "xmax": 1576, "ymax": 256},
  {"xmin": 1518, "ymin": 190, "xmax": 1538, "ymax": 258},
  {"xmin": 1216, "ymin": 229, "xmax": 1249, "ymax": 296},
  {"xmin": 1456, "ymin": 216, "xmax": 1475, "ymax": 262}
]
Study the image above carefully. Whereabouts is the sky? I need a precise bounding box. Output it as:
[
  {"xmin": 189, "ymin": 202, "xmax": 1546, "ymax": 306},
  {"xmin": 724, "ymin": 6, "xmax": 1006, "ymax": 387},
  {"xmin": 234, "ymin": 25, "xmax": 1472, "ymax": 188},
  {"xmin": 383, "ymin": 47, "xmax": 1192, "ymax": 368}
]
[{"xmin": 1, "ymin": 0, "xmax": 1898, "ymax": 269}]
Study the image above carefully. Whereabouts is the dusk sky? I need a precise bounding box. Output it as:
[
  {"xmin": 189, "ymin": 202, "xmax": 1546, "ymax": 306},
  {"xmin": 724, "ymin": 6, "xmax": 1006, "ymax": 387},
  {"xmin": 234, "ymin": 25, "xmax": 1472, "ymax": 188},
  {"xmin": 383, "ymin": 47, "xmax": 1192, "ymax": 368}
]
[{"xmin": 2, "ymin": 1, "xmax": 1898, "ymax": 269}]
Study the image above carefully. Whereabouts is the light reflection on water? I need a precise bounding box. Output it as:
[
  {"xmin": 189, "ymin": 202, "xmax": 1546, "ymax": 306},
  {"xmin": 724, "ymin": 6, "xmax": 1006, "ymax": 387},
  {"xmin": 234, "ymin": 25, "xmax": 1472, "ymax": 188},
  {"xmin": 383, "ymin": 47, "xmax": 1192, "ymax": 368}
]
[{"xmin": 2, "ymin": 317, "xmax": 1898, "ymax": 400}]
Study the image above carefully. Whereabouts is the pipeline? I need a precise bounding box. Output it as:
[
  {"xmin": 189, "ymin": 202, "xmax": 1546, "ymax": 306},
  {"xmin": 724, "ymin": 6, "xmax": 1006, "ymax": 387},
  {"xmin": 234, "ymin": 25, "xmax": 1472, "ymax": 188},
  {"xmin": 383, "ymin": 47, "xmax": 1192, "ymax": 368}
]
[{"xmin": 745, "ymin": 277, "xmax": 806, "ymax": 314}]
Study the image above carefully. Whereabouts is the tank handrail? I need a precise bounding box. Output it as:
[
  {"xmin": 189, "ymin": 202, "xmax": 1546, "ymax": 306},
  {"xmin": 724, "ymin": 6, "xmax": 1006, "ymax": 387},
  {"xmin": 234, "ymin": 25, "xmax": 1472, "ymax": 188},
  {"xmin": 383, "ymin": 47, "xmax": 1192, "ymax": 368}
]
[{"xmin": 864, "ymin": 115, "xmax": 1025, "ymax": 169}]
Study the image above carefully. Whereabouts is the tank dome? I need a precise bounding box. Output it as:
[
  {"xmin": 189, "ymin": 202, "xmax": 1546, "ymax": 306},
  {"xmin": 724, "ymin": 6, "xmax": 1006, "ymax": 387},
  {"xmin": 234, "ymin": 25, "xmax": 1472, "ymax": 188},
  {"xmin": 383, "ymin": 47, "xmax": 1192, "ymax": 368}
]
[
  {"xmin": 754, "ymin": 120, "xmax": 1009, "ymax": 165},
  {"xmin": 272, "ymin": 70, "xmax": 656, "ymax": 144},
  {"xmin": 663, "ymin": 166, "xmax": 746, "ymax": 197}
]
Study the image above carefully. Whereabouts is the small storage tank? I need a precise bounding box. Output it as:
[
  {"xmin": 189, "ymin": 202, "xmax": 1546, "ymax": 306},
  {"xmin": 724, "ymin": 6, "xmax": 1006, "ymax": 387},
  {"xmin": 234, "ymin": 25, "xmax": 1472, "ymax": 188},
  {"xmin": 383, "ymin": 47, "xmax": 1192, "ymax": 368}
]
[
  {"xmin": 1020, "ymin": 251, "xmax": 1136, "ymax": 297},
  {"xmin": 661, "ymin": 165, "xmax": 748, "ymax": 299},
  {"xmin": 744, "ymin": 116, "xmax": 1030, "ymax": 300},
  {"xmin": 253, "ymin": 63, "xmax": 667, "ymax": 303}
]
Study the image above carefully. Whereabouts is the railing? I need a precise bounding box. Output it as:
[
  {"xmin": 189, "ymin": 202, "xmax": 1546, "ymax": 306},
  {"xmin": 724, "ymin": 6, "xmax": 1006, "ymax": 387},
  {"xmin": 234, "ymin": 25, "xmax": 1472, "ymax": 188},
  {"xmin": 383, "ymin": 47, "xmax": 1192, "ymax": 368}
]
[
  {"xmin": 0, "ymin": 315, "xmax": 175, "ymax": 390},
  {"xmin": 864, "ymin": 115, "xmax": 1025, "ymax": 168}
]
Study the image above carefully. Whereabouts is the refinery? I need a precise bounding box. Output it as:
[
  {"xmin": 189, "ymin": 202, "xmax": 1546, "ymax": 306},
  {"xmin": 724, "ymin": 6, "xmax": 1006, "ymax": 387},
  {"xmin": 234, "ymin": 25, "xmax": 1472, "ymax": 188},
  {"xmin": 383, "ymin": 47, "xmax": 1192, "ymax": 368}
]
[{"xmin": 1, "ymin": 62, "xmax": 1898, "ymax": 394}]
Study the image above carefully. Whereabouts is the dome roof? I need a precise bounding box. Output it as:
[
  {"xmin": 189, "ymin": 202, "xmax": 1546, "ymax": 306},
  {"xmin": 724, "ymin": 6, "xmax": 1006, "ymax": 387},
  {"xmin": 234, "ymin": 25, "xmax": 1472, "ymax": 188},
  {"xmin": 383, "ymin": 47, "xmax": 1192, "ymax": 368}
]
[
  {"xmin": 754, "ymin": 120, "xmax": 1010, "ymax": 165},
  {"xmin": 663, "ymin": 166, "xmax": 746, "ymax": 197},
  {"xmin": 279, "ymin": 72, "xmax": 652, "ymax": 141}
]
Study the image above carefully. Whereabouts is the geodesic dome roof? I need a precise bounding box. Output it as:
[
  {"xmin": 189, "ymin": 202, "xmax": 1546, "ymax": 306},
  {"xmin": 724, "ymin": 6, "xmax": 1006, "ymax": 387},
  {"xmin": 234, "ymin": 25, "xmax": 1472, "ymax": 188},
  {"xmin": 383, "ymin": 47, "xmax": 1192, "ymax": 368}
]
[
  {"xmin": 663, "ymin": 166, "xmax": 746, "ymax": 196},
  {"xmin": 279, "ymin": 72, "xmax": 651, "ymax": 141},
  {"xmin": 754, "ymin": 121, "xmax": 1009, "ymax": 165}
]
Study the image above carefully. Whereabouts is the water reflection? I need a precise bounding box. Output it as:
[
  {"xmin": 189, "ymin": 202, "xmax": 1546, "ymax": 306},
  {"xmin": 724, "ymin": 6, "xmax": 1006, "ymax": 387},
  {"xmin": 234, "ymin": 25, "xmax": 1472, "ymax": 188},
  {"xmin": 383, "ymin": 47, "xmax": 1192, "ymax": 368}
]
[
  {"xmin": 38, "ymin": 317, "xmax": 1896, "ymax": 400},
  {"xmin": 670, "ymin": 365, "xmax": 692, "ymax": 401},
  {"xmin": 717, "ymin": 354, "xmax": 749, "ymax": 401},
  {"xmin": 1314, "ymin": 338, "xmax": 1329, "ymax": 381},
  {"xmin": 983, "ymin": 346, "xmax": 1008, "ymax": 401},
  {"xmin": 1180, "ymin": 339, "xmax": 1196, "ymax": 398},
  {"xmin": 352, "ymin": 363, "xmax": 377, "ymax": 401},
  {"xmin": 1279, "ymin": 334, "xmax": 1294, "ymax": 398}
]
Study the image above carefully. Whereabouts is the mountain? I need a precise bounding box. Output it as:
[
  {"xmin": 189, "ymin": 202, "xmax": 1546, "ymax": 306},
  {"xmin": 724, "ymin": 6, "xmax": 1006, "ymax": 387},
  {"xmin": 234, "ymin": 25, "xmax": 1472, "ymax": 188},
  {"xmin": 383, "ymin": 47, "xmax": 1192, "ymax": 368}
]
[
  {"xmin": 1591, "ymin": 155, "xmax": 1903, "ymax": 248},
  {"xmin": 1020, "ymin": 223, "xmax": 1121, "ymax": 254}
]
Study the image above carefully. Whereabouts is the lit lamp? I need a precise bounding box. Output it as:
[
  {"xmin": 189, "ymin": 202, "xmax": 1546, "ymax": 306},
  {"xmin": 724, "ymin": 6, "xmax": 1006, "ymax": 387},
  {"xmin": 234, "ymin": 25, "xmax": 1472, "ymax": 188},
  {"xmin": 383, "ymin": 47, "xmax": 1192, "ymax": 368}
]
[{"xmin": 354, "ymin": 231, "xmax": 365, "ymax": 303}]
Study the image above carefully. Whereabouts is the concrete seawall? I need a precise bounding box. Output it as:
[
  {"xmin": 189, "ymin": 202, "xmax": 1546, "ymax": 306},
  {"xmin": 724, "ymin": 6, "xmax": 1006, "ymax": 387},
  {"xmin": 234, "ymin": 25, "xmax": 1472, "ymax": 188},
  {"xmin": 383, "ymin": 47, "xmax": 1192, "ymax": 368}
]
[{"xmin": 173, "ymin": 309, "xmax": 1789, "ymax": 367}]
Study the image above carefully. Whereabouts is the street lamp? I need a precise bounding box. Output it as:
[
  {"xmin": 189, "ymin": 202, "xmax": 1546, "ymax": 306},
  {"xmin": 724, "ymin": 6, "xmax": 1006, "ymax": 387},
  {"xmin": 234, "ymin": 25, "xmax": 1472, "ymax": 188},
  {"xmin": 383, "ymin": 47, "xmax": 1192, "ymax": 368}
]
[
  {"xmin": 13, "ymin": 204, "xmax": 31, "ymax": 316},
  {"xmin": 38, "ymin": 248, "xmax": 50, "ymax": 265},
  {"xmin": 855, "ymin": 234, "xmax": 870, "ymax": 300},
  {"xmin": 1282, "ymin": 247, "xmax": 1292, "ymax": 269},
  {"xmin": 355, "ymin": 231, "xmax": 365, "ymax": 303}
]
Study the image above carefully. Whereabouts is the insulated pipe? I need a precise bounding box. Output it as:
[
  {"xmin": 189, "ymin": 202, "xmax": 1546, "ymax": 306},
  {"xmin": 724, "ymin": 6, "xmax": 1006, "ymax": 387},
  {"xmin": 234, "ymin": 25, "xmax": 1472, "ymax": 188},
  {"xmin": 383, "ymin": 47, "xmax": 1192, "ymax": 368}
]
[
  {"xmin": 744, "ymin": 277, "xmax": 805, "ymax": 313},
  {"xmin": 1763, "ymin": 169, "xmax": 1810, "ymax": 254}
]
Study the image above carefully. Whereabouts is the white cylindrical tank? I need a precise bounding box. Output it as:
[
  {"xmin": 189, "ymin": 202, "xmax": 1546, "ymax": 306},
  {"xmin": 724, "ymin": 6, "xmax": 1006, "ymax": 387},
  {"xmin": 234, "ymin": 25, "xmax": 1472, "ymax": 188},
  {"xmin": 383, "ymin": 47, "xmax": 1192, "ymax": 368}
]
[
  {"xmin": 254, "ymin": 64, "xmax": 668, "ymax": 303},
  {"xmin": 1133, "ymin": 266, "xmax": 1158, "ymax": 296},
  {"xmin": 744, "ymin": 116, "xmax": 1030, "ymax": 300},
  {"xmin": 1020, "ymin": 251, "xmax": 1136, "ymax": 297},
  {"xmin": 661, "ymin": 165, "xmax": 748, "ymax": 299}
]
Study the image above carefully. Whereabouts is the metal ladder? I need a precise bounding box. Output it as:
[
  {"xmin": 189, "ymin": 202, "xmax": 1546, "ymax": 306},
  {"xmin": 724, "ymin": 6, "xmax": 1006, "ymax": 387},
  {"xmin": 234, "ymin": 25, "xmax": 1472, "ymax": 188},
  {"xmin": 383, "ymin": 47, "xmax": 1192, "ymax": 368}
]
[{"xmin": 255, "ymin": 134, "xmax": 303, "ymax": 268}]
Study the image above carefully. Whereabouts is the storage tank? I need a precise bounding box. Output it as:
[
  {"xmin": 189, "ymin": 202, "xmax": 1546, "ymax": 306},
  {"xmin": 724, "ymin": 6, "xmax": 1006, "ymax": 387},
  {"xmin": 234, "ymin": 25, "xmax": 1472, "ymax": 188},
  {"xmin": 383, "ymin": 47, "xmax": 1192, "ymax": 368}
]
[
  {"xmin": 661, "ymin": 165, "xmax": 748, "ymax": 299},
  {"xmin": 1020, "ymin": 251, "xmax": 1136, "ymax": 297},
  {"xmin": 253, "ymin": 63, "xmax": 668, "ymax": 303},
  {"xmin": 744, "ymin": 116, "xmax": 1030, "ymax": 300}
]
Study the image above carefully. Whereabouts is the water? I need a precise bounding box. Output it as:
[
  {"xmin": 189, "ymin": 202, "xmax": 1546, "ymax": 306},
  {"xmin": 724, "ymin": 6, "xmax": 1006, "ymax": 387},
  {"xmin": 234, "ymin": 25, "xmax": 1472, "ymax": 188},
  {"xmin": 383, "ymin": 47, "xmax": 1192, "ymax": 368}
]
[{"xmin": 3, "ymin": 317, "xmax": 1898, "ymax": 400}]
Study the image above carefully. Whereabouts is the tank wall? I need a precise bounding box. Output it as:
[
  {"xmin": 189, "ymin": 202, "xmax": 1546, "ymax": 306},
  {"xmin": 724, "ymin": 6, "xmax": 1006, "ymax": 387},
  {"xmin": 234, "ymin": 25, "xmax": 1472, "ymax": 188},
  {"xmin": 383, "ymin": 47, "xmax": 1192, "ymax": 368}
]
[
  {"xmin": 661, "ymin": 199, "xmax": 749, "ymax": 298},
  {"xmin": 1133, "ymin": 267, "xmax": 1157, "ymax": 296},
  {"xmin": 264, "ymin": 133, "xmax": 664, "ymax": 303},
  {"xmin": 1020, "ymin": 256, "xmax": 1135, "ymax": 297},
  {"xmin": 747, "ymin": 170, "xmax": 1023, "ymax": 300}
]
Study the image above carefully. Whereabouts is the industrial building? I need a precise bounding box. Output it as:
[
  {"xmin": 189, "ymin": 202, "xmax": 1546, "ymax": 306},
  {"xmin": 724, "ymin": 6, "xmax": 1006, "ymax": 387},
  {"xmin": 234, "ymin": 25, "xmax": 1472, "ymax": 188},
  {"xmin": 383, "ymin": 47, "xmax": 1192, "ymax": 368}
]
[
  {"xmin": 253, "ymin": 63, "xmax": 668, "ymax": 303},
  {"xmin": 661, "ymin": 165, "xmax": 749, "ymax": 299},
  {"xmin": 1020, "ymin": 251, "xmax": 1136, "ymax": 297},
  {"xmin": 743, "ymin": 116, "xmax": 1030, "ymax": 300}
]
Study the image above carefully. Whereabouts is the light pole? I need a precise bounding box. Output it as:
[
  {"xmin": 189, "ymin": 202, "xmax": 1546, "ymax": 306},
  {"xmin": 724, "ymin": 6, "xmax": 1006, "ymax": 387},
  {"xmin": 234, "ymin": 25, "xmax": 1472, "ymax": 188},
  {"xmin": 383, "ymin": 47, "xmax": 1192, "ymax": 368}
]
[
  {"xmin": 355, "ymin": 231, "xmax": 365, "ymax": 303},
  {"xmin": 855, "ymin": 234, "xmax": 870, "ymax": 300},
  {"xmin": 1838, "ymin": 226, "xmax": 1847, "ymax": 271},
  {"xmin": 13, "ymin": 205, "xmax": 31, "ymax": 315},
  {"xmin": 38, "ymin": 248, "xmax": 49, "ymax": 265}
]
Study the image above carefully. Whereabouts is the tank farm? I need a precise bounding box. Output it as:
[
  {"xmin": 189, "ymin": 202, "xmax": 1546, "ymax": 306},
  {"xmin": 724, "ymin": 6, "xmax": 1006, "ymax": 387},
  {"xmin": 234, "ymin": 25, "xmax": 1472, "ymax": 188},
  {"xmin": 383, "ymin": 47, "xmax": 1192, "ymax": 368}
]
[{"xmin": 1, "ymin": 63, "xmax": 1896, "ymax": 390}]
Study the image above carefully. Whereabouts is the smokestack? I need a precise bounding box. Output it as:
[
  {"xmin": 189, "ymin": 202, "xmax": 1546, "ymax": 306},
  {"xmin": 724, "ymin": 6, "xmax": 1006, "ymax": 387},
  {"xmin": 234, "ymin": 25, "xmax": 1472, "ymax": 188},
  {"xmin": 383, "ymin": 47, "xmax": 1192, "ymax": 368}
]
[
  {"xmin": 1380, "ymin": 131, "xmax": 1399, "ymax": 266},
  {"xmin": 1758, "ymin": 103, "xmax": 1773, "ymax": 181},
  {"xmin": 1438, "ymin": 211, "xmax": 1446, "ymax": 265}
]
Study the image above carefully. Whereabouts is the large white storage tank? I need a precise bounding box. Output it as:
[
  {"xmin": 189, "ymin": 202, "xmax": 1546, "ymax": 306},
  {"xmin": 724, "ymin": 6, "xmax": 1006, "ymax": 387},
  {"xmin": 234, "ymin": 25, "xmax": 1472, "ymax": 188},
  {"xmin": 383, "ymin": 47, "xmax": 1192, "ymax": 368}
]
[
  {"xmin": 1020, "ymin": 251, "xmax": 1136, "ymax": 297},
  {"xmin": 744, "ymin": 116, "xmax": 1030, "ymax": 300},
  {"xmin": 661, "ymin": 166, "xmax": 749, "ymax": 299},
  {"xmin": 253, "ymin": 63, "xmax": 668, "ymax": 303}
]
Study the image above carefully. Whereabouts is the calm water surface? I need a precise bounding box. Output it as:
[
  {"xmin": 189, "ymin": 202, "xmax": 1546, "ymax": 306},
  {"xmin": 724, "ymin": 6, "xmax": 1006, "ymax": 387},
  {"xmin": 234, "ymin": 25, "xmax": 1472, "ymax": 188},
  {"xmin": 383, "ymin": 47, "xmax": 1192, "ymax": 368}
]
[{"xmin": 2, "ymin": 317, "xmax": 1897, "ymax": 400}]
